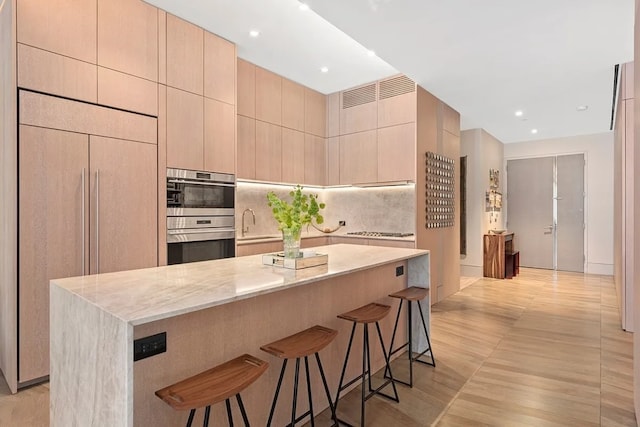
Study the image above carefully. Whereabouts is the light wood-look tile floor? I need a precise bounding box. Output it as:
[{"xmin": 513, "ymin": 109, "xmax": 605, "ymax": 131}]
[{"xmin": 0, "ymin": 268, "xmax": 636, "ymax": 426}]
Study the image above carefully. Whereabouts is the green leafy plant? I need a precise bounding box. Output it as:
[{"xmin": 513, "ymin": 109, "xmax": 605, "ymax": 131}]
[{"xmin": 267, "ymin": 185, "xmax": 325, "ymax": 233}]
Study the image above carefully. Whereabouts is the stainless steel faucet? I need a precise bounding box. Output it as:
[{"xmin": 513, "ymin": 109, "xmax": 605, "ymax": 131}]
[{"xmin": 241, "ymin": 208, "xmax": 255, "ymax": 237}]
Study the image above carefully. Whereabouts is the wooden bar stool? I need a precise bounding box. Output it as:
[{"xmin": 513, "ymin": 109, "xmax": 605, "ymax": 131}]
[
  {"xmin": 333, "ymin": 303, "xmax": 399, "ymax": 426},
  {"xmin": 155, "ymin": 354, "xmax": 268, "ymax": 427},
  {"xmin": 386, "ymin": 286, "xmax": 435, "ymax": 388},
  {"xmin": 261, "ymin": 325, "xmax": 338, "ymax": 427}
]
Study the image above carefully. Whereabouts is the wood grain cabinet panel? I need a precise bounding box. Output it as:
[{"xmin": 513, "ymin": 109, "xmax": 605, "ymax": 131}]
[
  {"xmin": 255, "ymin": 121, "xmax": 282, "ymax": 182},
  {"xmin": 327, "ymin": 136, "xmax": 340, "ymax": 186},
  {"xmin": 97, "ymin": 0, "xmax": 158, "ymax": 81},
  {"xmin": 305, "ymin": 88, "xmax": 326, "ymax": 137},
  {"xmin": 204, "ymin": 32, "xmax": 235, "ymax": 105},
  {"xmin": 255, "ymin": 67, "xmax": 282, "ymax": 125},
  {"xmin": 166, "ymin": 13, "xmax": 203, "ymax": 95},
  {"xmin": 204, "ymin": 98, "xmax": 235, "ymax": 174},
  {"xmin": 89, "ymin": 136, "xmax": 158, "ymax": 275},
  {"xmin": 237, "ymin": 115, "xmax": 256, "ymax": 179},
  {"xmin": 442, "ymin": 103, "xmax": 460, "ymax": 137},
  {"xmin": 339, "ymin": 130, "xmax": 377, "ymax": 185},
  {"xmin": 624, "ymin": 62, "xmax": 634, "ymax": 100},
  {"xmin": 282, "ymin": 79, "xmax": 305, "ymax": 131},
  {"xmin": 304, "ymin": 134, "xmax": 326, "ymax": 186},
  {"xmin": 237, "ymin": 59, "xmax": 255, "ymax": 118},
  {"xmin": 377, "ymin": 123, "xmax": 416, "ymax": 182},
  {"xmin": 18, "ymin": 125, "xmax": 89, "ymax": 383},
  {"xmin": 327, "ymin": 92, "xmax": 340, "ymax": 137},
  {"xmin": 378, "ymin": 91, "xmax": 416, "ymax": 128},
  {"xmin": 17, "ymin": 0, "xmax": 97, "ymax": 63},
  {"xmin": 98, "ymin": 67, "xmax": 158, "ymax": 116},
  {"xmin": 17, "ymin": 44, "xmax": 97, "ymax": 103},
  {"xmin": 166, "ymin": 87, "xmax": 204, "ymax": 170},
  {"xmin": 281, "ymin": 128, "xmax": 304, "ymax": 184},
  {"xmin": 340, "ymin": 102, "xmax": 377, "ymax": 135}
]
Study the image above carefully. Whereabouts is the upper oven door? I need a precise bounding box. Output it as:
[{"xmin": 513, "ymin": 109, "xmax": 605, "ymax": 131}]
[{"xmin": 167, "ymin": 168, "xmax": 235, "ymax": 216}]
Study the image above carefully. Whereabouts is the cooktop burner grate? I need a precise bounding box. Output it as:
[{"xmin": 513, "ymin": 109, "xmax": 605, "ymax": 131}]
[{"xmin": 346, "ymin": 231, "xmax": 414, "ymax": 238}]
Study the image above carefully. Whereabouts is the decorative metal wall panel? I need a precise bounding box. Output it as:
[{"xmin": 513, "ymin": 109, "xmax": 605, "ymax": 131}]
[{"xmin": 425, "ymin": 151, "xmax": 455, "ymax": 228}]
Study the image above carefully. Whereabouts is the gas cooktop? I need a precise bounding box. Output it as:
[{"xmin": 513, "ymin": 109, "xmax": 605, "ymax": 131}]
[{"xmin": 346, "ymin": 231, "xmax": 414, "ymax": 238}]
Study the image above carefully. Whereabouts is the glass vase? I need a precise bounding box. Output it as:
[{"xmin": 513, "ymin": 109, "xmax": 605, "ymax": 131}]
[{"xmin": 282, "ymin": 227, "xmax": 302, "ymax": 258}]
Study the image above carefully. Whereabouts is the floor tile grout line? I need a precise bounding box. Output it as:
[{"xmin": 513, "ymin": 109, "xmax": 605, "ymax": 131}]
[{"xmin": 430, "ymin": 277, "xmax": 545, "ymax": 426}]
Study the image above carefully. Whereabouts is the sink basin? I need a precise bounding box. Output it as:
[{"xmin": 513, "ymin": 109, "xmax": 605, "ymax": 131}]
[{"xmin": 237, "ymin": 235, "xmax": 279, "ymax": 241}]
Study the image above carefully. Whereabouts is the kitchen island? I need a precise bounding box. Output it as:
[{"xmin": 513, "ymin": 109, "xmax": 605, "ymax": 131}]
[{"xmin": 50, "ymin": 244, "xmax": 430, "ymax": 426}]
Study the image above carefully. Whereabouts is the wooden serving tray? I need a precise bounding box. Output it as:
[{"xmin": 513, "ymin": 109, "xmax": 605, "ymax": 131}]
[{"xmin": 262, "ymin": 252, "xmax": 328, "ymax": 269}]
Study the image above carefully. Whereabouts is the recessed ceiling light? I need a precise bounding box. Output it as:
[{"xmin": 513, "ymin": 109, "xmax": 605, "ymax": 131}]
[
  {"xmin": 531, "ymin": 129, "xmax": 538, "ymax": 134},
  {"xmin": 576, "ymin": 105, "xmax": 589, "ymax": 111},
  {"xmin": 299, "ymin": 3, "xmax": 310, "ymax": 11},
  {"xmin": 320, "ymin": 66, "xmax": 329, "ymax": 73},
  {"xmin": 249, "ymin": 30, "xmax": 260, "ymax": 37},
  {"xmin": 367, "ymin": 50, "xmax": 376, "ymax": 57},
  {"xmin": 515, "ymin": 110, "xmax": 523, "ymax": 117}
]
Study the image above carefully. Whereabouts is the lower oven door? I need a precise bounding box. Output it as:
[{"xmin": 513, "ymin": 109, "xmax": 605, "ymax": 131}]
[{"xmin": 167, "ymin": 228, "xmax": 235, "ymax": 265}]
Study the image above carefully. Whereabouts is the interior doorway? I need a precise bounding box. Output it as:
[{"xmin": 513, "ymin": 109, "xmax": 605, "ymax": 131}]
[{"xmin": 506, "ymin": 154, "xmax": 585, "ymax": 272}]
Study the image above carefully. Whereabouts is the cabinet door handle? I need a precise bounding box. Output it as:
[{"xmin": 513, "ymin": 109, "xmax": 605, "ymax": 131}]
[
  {"xmin": 82, "ymin": 168, "xmax": 86, "ymax": 276},
  {"xmin": 96, "ymin": 169, "xmax": 99, "ymax": 274}
]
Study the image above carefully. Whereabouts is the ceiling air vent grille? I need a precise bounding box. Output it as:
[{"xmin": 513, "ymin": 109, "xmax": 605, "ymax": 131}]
[
  {"xmin": 379, "ymin": 75, "xmax": 415, "ymax": 100},
  {"xmin": 342, "ymin": 83, "xmax": 377, "ymax": 109}
]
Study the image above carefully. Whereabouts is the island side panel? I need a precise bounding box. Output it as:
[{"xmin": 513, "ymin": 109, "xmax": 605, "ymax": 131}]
[
  {"xmin": 132, "ymin": 261, "xmax": 410, "ymax": 426},
  {"xmin": 50, "ymin": 284, "xmax": 133, "ymax": 427},
  {"xmin": 408, "ymin": 254, "xmax": 431, "ymax": 352}
]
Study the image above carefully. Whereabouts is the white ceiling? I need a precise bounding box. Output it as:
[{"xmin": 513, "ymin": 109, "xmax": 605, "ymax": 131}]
[{"xmin": 145, "ymin": 0, "xmax": 634, "ymax": 143}]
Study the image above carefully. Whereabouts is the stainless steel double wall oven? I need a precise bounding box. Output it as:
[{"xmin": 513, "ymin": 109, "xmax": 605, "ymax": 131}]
[{"xmin": 166, "ymin": 168, "xmax": 235, "ymax": 264}]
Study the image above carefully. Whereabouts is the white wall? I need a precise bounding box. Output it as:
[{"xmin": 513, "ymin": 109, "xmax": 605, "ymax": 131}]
[
  {"xmin": 504, "ymin": 132, "xmax": 614, "ymax": 275},
  {"xmin": 460, "ymin": 129, "xmax": 504, "ymax": 276}
]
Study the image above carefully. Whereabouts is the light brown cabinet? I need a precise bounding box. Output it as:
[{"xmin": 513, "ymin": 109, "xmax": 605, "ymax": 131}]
[
  {"xmin": 282, "ymin": 78, "xmax": 305, "ymax": 131},
  {"xmin": 204, "ymin": 31, "xmax": 235, "ymax": 105},
  {"xmin": 339, "ymin": 130, "xmax": 377, "ymax": 184},
  {"xmin": 166, "ymin": 13, "xmax": 203, "ymax": 95},
  {"xmin": 255, "ymin": 67, "xmax": 282, "ymax": 125},
  {"xmin": 237, "ymin": 115, "xmax": 256, "ymax": 179},
  {"xmin": 17, "ymin": 0, "xmax": 97, "ymax": 63},
  {"xmin": 237, "ymin": 59, "xmax": 256, "ymax": 118},
  {"xmin": 327, "ymin": 137, "xmax": 340, "ymax": 185},
  {"xmin": 339, "ymin": 83, "xmax": 377, "ymax": 135},
  {"xmin": 281, "ymin": 128, "xmax": 305, "ymax": 184},
  {"xmin": 305, "ymin": 88, "xmax": 327, "ymax": 137},
  {"xmin": 377, "ymin": 123, "xmax": 416, "ymax": 182},
  {"xmin": 18, "ymin": 125, "xmax": 157, "ymax": 383},
  {"xmin": 166, "ymin": 87, "xmax": 204, "ymax": 170},
  {"xmin": 255, "ymin": 121, "xmax": 282, "ymax": 182},
  {"xmin": 304, "ymin": 134, "xmax": 326, "ymax": 186},
  {"xmin": 377, "ymin": 75, "xmax": 416, "ymax": 128},
  {"xmin": 204, "ymin": 98, "xmax": 235, "ymax": 174}
]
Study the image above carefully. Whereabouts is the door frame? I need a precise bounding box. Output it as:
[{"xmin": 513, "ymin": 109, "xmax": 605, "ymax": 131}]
[{"xmin": 503, "ymin": 151, "xmax": 587, "ymax": 272}]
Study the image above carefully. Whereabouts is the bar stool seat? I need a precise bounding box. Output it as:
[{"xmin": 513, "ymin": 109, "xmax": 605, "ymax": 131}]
[
  {"xmin": 261, "ymin": 325, "xmax": 338, "ymax": 427},
  {"xmin": 156, "ymin": 354, "xmax": 268, "ymax": 427},
  {"xmin": 334, "ymin": 303, "xmax": 399, "ymax": 426},
  {"xmin": 386, "ymin": 286, "xmax": 435, "ymax": 388}
]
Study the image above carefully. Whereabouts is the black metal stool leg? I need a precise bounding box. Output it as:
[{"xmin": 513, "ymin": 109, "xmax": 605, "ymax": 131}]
[
  {"xmin": 304, "ymin": 356, "xmax": 315, "ymax": 427},
  {"xmin": 361, "ymin": 324, "xmax": 367, "ymax": 427},
  {"xmin": 203, "ymin": 405, "xmax": 211, "ymax": 427},
  {"xmin": 385, "ymin": 299, "xmax": 404, "ymax": 381},
  {"xmin": 407, "ymin": 302, "xmax": 414, "ymax": 387},
  {"xmin": 314, "ymin": 352, "xmax": 336, "ymax": 420},
  {"xmin": 224, "ymin": 399, "xmax": 232, "ymax": 427},
  {"xmin": 236, "ymin": 394, "xmax": 250, "ymax": 427},
  {"xmin": 417, "ymin": 301, "xmax": 436, "ymax": 367},
  {"xmin": 266, "ymin": 359, "xmax": 288, "ymax": 427},
  {"xmin": 333, "ymin": 322, "xmax": 356, "ymax": 422},
  {"xmin": 291, "ymin": 358, "xmax": 301, "ymax": 427},
  {"xmin": 374, "ymin": 321, "xmax": 399, "ymax": 402},
  {"xmin": 186, "ymin": 409, "xmax": 196, "ymax": 427}
]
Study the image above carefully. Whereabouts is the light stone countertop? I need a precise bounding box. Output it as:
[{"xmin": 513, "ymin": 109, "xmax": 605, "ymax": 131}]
[{"xmin": 51, "ymin": 244, "xmax": 428, "ymax": 326}]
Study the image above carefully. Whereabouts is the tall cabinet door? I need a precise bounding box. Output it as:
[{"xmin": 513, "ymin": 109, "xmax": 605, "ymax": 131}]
[
  {"xmin": 89, "ymin": 136, "xmax": 157, "ymax": 274},
  {"xmin": 19, "ymin": 125, "xmax": 89, "ymax": 382}
]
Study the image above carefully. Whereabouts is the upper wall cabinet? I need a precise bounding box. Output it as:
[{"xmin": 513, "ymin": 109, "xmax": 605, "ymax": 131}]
[
  {"xmin": 17, "ymin": 0, "xmax": 97, "ymax": 63},
  {"xmin": 97, "ymin": 0, "xmax": 158, "ymax": 82},
  {"xmin": 237, "ymin": 115, "xmax": 256, "ymax": 179},
  {"xmin": 327, "ymin": 93, "xmax": 340, "ymax": 137},
  {"xmin": 255, "ymin": 67, "xmax": 282, "ymax": 125},
  {"xmin": 377, "ymin": 75, "xmax": 416, "ymax": 128},
  {"xmin": 166, "ymin": 14, "xmax": 203, "ymax": 95},
  {"xmin": 237, "ymin": 59, "xmax": 256, "ymax": 118},
  {"xmin": 339, "ymin": 83, "xmax": 377, "ymax": 135},
  {"xmin": 204, "ymin": 98, "xmax": 235, "ymax": 174},
  {"xmin": 377, "ymin": 123, "xmax": 416, "ymax": 182},
  {"xmin": 204, "ymin": 32, "xmax": 235, "ymax": 105},
  {"xmin": 339, "ymin": 130, "xmax": 377, "ymax": 185},
  {"xmin": 255, "ymin": 121, "xmax": 282, "ymax": 182},
  {"xmin": 282, "ymin": 79, "xmax": 305, "ymax": 131},
  {"xmin": 166, "ymin": 87, "xmax": 204, "ymax": 171},
  {"xmin": 305, "ymin": 88, "xmax": 327, "ymax": 137}
]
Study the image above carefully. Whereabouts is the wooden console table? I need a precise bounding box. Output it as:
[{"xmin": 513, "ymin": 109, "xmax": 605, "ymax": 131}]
[{"xmin": 483, "ymin": 232, "xmax": 519, "ymax": 279}]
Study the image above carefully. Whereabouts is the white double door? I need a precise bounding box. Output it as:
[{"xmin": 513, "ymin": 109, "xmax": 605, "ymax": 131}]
[{"xmin": 506, "ymin": 154, "xmax": 585, "ymax": 272}]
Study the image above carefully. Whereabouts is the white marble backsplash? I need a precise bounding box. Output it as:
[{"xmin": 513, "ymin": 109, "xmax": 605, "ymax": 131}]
[{"xmin": 236, "ymin": 182, "xmax": 416, "ymax": 237}]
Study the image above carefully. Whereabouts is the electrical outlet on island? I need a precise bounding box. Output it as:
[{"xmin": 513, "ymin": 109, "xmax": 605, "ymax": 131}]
[{"xmin": 339, "ymin": 220, "xmax": 346, "ymax": 226}]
